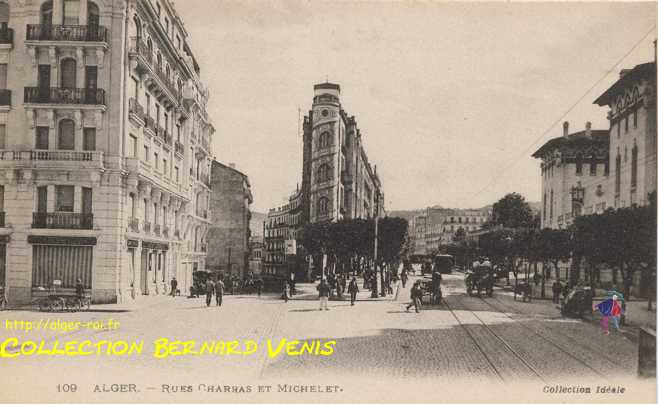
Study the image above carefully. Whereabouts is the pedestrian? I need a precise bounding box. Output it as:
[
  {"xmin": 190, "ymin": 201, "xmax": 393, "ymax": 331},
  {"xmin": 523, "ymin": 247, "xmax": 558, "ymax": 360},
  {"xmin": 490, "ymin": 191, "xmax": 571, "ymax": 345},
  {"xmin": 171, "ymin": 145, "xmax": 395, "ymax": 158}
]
[
  {"xmin": 256, "ymin": 277, "xmax": 263, "ymax": 297},
  {"xmin": 593, "ymin": 294, "xmax": 623, "ymax": 335},
  {"xmin": 283, "ymin": 281, "xmax": 290, "ymax": 303},
  {"xmin": 75, "ymin": 278, "xmax": 85, "ymax": 299},
  {"xmin": 401, "ymin": 269, "xmax": 408, "ymax": 288},
  {"xmin": 205, "ymin": 277, "xmax": 215, "ymax": 307},
  {"xmin": 317, "ymin": 279, "xmax": 330, "ymax": 311},
  {"xmin": 348, "ymin": 276, "xmax": 359, "ymax": 306},
  {"xmin": 406, "ymin": 280, "xmax": 422, "ymax": 313},
  {"xmin": 623, "ymin": 273, "xmax": 633, "ymax": 302},
  {"xmin": 552, "ymin": 281, "xmax": 562, "ymax": 304},
  {"xmin": 215, "ymin": 276, "xmax": 225, "ymax": 306},
  {"xmin": 170, "ymin": 277, "xmax": 178, "ymax": 297}
]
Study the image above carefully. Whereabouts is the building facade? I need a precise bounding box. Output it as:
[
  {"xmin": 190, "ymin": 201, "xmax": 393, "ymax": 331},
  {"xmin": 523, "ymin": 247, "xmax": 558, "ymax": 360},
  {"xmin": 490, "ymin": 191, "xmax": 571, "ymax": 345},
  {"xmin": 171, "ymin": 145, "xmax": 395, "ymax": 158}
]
[
  {"xmin": 301, "ymin": 83, "xmax": 385, "ymax": 223},
  {"xmin": 594, "ymin": 62, "xmax": 656, "ymax": 210},
  {"xmin": 263, "ymin": 188, "xmax": 303, "ymax": 279},
  {"xmin": 248, "ymin": 234, "xmax": 262, "ymax": 275},
  {"xmin": 206, "ymin": 161, "xmax": 252, "ymax": 279},
  {"xmin": 532, "ymin": 122, "xmax": 610, "ymax": 229},
  {"xmin": 409, "ymin": 207, "xmax": 491, "ymax": 255},
  {"xmin": 0, "ymin": 0, "xmax": 214, "ymax": 305}
]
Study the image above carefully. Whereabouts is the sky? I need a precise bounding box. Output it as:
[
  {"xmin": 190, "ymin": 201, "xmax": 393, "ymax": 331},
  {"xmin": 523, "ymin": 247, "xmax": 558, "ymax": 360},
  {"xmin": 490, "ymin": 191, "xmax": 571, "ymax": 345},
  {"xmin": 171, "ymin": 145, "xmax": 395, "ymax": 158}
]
[{"xmin": 175, "ymin": 1, "xmax": 656, "ymax": 213}]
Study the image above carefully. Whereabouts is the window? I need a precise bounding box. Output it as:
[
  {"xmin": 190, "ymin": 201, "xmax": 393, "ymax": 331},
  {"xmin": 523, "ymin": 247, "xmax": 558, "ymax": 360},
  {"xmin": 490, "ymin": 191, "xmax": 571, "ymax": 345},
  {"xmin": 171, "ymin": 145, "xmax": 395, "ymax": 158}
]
[
  {"xmin": 617, "ymin": 122, "xmax": 620, "ymax": 138},
  {"xmin": 0, "ymin": 124, "xmax": 5, "ymax": 149},
  {"xmin": 615, "ymin": 153, "xmax": 621, "ymax": 195},
  {"xmin": 63, "ymin": 0, "xmax": 80, "ymax": 25},
  {"xmin": 156, "ymin": 3, "xmax": 161, "ymax": 16},
  {"xmin": 633, "ymin": 110, "xmax": 638, "ymax": 128},
  {"xmin": 41, "ymin": 1, "xmax": 53, "ymax": 26},
  {"xmin": 0, "ymin": 64, "xmax": 7, "ymax": 89},
  {"xmin": 128, "ymin": 134, "xmax": 137, "ymax": 157},
  {"xmin": 604, "ymin": 159, "xmax": 610, "ymax": 176},
  {"xmin": 58, "ymin": 119, "xmax": 75, "ymax": 150},
  {"xmin": 56, "ymin": 186, "xmax": 74, "ymax": 212},
  {"xmin": 317, "ymin": 197, "xmax": 329, "ymax": 216},
  {"xmin": 176, "ymin": 35, "xmax": 181, "ymax": 49},
  {"xmin": 174, "ymin": 166, "xmax": 179, "ymax": 183},
  {"xmin": 624, "ymin": 116, "xmax": 629, "ymax": 133},
  {"xmin": 319, "ymin": 131, "xmax": 331, "ymax": 148},
  {"xmin": 163, "ymin": 158, "xmax": 167, "ymax": 176},
  {"xmin": 317, "ymin": 163, "xmax": 330, "ymax": 182},
  {"xmin": 589, "ymin": 160, "xmax": 596, "ymax": 176},
  {"xmin": 145, "ymin": 93, "xmax": 151, "ymax": 118},
  {"xmin": 631, "ymin": 145, "xmax": 638, "ymax": 188},
  {"xmin": 143, "ymin": 145, "xmax": 149, "ymax": 161},
  {"xmin": 60, "ymin": 59, "xmax": 76, "ymax": 89},
  {"xmin": 164, "ymin": 18, "xmax": 169, "ymax": 34},
  {"xmin": 154, "ymin": 152, "xmax": 159, "ymax": 169},
  {"xmin": 83, "ymin": 128, "xmax": 95, "ymax": 151},
  {"xmin": 36, "ymin": 127, "xmax": 49, "ymax": 149},
  {"xmin": 575, "ymin": 154, "xmax": 583, "ymax": 175},
  {"xmin": 176, "ymin": 125, "xmax": 181, "ymax": 142}
]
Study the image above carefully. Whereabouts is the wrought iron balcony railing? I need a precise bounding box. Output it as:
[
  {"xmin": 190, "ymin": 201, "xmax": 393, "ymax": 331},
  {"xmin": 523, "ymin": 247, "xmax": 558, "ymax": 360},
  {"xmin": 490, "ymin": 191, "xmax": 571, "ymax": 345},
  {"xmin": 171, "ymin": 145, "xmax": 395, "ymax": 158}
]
[
  {"xmin": 32, "ymin": 212, "xmax": 93, "ymax": 230},
  {"xmin": 26, "ymin": 24, "xmax": 108, "ymax": 43},
  {"xmin": 128, "ymin": 37, "xmax": 153, "ymax": 64},
  {"xmin": 24, "ymin": 87, "xmax": 106, "ymax": 105}
]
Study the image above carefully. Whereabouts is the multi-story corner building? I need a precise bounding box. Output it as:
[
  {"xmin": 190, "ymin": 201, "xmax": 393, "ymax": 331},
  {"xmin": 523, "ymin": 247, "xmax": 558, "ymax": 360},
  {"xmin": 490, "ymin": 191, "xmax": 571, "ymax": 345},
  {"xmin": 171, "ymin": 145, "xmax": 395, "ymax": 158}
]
[
  {"xmin": 532, "ymin": 122, "xmax": 610, "ymax": 229},
  {"xmin": 0, "ymin": 0, "xmax": 214, "ymax": 305},
  {"xmin": 263, "ymin": 187, "xmax": 303, "ymax": 279},
  {"xmin": 594, "ymin": 62, "xmax": 656, "ymax": 209},
  {"xmin": 409, "ymin": 207, "xmax": 491, "ymax": 254},
  {"xmin": 301, "ymin": 83, "xmax": 385, "ymax": 223},
  {"xmin": 206, "ymin": 161, "xmax": 252, "ymax": 279}
]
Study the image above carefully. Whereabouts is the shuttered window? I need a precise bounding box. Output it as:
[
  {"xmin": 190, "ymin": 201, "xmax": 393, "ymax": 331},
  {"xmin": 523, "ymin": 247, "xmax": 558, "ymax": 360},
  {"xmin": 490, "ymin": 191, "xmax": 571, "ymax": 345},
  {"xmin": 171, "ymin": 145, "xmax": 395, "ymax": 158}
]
[
  {"xmin": 56, "ymin": 185, "xmax": 74, "ymax": 212},
  {"xmin": 60, "ymin": 59, "xmax": 76, "ymax": 89},
  {"xmin": 58, "ymin": 119, "xmax": 75, "ymax": 150},
  {"xmin": 32, "ymin": 245, "xmax": 93, "ymax": 288}
]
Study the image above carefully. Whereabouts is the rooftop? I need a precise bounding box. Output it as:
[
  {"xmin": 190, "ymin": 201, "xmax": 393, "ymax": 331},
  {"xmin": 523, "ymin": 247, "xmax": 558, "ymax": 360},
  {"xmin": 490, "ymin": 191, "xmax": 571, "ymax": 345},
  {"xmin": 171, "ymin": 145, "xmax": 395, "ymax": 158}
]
[
  {"xmin": 594, "ymin": 62, "xmax": 655, "ymax": 106},
  {"xmin": 532, "ymin": 130, "xmax": 609, "ymax": 159},
  {"xmin": 314, "ymin": 82, "xmax": 341, "ymax": 92}
]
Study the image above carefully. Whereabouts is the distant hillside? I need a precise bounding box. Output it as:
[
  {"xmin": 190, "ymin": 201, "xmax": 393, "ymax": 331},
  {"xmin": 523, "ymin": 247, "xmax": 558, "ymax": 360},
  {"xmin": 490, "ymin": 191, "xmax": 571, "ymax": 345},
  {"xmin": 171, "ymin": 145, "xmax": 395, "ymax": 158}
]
[{"xmin": 250, "ymin": 211, "xmax": 267, "ymax": 237}]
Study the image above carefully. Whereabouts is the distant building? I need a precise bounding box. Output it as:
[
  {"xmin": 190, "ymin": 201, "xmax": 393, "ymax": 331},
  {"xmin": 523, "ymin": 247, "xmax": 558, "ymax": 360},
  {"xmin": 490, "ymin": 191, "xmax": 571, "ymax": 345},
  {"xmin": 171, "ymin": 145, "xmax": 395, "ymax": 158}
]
[
  {"xmin": 532, "ymin": 122, "xmax": 610, "ymax": 229},
  {"xmin": 207, "ymin": 161, "xmax": 252, "ymax": 279},
  {"xmin": 248, "ymin": 235, "xmax": 263, "ymax": 275},
  {"xmin": 409, "ymin": 207, "xmax": 491, "ymax": 255},
  {"xmin": 263, "ymin": 188, "xmax": 304, "ymax": 280}
]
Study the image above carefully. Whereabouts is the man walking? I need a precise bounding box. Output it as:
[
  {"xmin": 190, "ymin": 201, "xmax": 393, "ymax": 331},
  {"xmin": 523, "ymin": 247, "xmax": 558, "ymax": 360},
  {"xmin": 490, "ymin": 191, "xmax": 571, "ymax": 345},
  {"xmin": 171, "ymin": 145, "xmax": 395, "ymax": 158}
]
[
  {"xmin": 170, "ymin": 277, "xmax": 178, "ymax": 297},
  {"xmin": 205, "ymin": 277, "xmax": 215, "ymax": 307},
  {"xmin": 401, "ymin": 268, "xmax": 408, "ymax": 288},
  {"xmin": 348, "ymin": 276, "xmax": 359, "ymax": 306},
  {"xmin": 215, "ymin": 276, "xmax": 225, "ymax": 306},
  {"xmin": 406, "ymin": 280, "xmax": 422, "ymax": 313},
  {"xmin": 282, "ymin": 281, "xmax": 290, "ymax": 303},
  {"xmin": 317, "ymin": 279, "xmax": 330, "ymax": 311}
]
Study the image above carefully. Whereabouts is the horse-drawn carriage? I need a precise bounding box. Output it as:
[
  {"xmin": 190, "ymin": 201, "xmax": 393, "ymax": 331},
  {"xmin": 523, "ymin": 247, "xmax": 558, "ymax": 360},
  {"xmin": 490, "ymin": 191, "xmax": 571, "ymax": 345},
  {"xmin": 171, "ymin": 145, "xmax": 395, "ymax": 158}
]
[{"xmin": 465, "ymin": 259, "xmax": 494, "ymax": 297}]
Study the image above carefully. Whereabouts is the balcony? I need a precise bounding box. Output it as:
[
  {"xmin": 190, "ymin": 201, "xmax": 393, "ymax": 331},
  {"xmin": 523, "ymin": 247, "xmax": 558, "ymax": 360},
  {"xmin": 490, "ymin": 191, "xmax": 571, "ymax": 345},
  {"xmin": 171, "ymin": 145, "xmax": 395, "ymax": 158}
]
[
  {"xmin": 128, "ymin": 37, "xmax": 153, "ymax": 66},
  {"xmin": 26, "ymin": 24, "xmax": 108, "ymax": 43},
  {"xmin": 154, "ymin": 224, "xmax": 161, "ymax": 236},
  {"xmin": 143, "ymin": 221, "xmax": 151, "ymax": 233},
  {"xmin": 0, "ymin": 28, "xmax": 13, "ymax": 46},
  {"xmin": 32, "ymin": 212, "xmax": 93, "ymax": 230},
  {"xmin": 24, "ymin": 87, "xmax": 106, "ymax": 106},
  {"xmin": 128, "ymin": 217, "xmax": 139, "ymax": 233},
  {"xmin": 144, "ymin": 115, "xmax": 156, "ymax": 136},
  {"xmin": 128, "ymin": 98, "xmax": 145, "ymax": 122},
  {"xmin": 0, "ymin": 150, "xmax": 104, "ymax": 170}
]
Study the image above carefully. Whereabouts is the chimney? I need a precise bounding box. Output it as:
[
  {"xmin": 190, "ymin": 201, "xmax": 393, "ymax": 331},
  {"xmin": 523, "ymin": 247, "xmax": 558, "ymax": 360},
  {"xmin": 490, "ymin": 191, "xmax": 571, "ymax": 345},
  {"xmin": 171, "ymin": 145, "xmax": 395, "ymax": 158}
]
[
  {"xmin": 563, "ymin": 121, "xmax": 569, "ymax": 138},
  {"xmin": 585, "ymin": 121, "xmax": 592, "ymax": 138}
]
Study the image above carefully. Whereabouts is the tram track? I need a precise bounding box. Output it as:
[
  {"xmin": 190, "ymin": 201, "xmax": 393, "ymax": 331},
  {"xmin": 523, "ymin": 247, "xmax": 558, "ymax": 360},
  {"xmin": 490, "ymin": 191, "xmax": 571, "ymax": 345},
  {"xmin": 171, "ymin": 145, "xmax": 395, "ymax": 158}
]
[{"xmin": 442, "ymin": 294, "xmax": 545, "ymax": 383}]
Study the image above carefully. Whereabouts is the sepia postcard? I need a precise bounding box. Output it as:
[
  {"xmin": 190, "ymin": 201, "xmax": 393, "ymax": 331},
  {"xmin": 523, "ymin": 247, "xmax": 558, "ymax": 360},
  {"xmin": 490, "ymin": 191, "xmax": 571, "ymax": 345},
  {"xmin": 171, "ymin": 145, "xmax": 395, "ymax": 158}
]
[{"xmin": 0, "ymin": 1, "xmax": 656, "ymax": 403}]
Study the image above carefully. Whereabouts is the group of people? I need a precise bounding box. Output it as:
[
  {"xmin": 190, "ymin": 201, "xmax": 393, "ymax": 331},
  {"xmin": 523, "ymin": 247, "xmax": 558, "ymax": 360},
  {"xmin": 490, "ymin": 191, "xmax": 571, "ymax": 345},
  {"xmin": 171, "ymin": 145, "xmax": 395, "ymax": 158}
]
[
  {"xmin": 203, "ymin": 276, "xmax": 225, "ymax": 307},
  {"xmin": 315, "ymin": 275, "xmax": 361, "ymax": 310}
]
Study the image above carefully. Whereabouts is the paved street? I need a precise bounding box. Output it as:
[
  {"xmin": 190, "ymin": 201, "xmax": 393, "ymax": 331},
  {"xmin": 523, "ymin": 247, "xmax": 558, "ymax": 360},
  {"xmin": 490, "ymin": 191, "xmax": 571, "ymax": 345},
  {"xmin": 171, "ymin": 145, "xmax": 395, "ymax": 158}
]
[{"xmin": 0, "ymin": 273, "xmax": 651, "ymax": 403}]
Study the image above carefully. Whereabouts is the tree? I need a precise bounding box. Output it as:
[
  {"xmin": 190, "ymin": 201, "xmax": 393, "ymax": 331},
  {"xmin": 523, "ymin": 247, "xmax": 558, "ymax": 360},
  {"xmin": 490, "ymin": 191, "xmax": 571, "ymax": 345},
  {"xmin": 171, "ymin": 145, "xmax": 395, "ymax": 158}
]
[{"xmin": 490, "ymin": 193, "xmax": 534, "ymax": 229}]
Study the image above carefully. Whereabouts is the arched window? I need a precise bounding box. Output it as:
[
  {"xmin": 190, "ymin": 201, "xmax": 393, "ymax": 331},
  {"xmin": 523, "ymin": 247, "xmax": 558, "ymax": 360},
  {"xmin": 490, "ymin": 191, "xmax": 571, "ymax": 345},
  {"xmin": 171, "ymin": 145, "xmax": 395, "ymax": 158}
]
[
  {"xmin": 133, "ymin": 16, "xmax": 142, "ymax": 38},
  {"xmin": 58, "ymin": 119, "xmax": 75, "ymax": 150},
  {"xmin": 317, "ymin": 197, "xmax": 329, "ymax": 216},
  {"xmin": 60, "ymin": 58, "xmax": 76, "ymax": 89},
  {"xmin": 0, "ymin": 2, "xmax": 10, "ymax": 30},
  {"xmin": 319, "ymin": 131, "xmax": 331, "ymax": 148},
  {"xmin": 317, "ymin": 163, "xmax": 330, "ymax": 183},
  {"xmin": 166, "ymin": 65, "xmax": 170, "ymax": 80},
  {"xmin": 575, "ymin": 153, "xmax": 583, "ymax": 175},
  {"xmin": 156, "ymin": 53, "xmax": 162, "ymax": 71},
  {"xmin": 41, "ymin": 1, "xmax": 53, "ymax": 26}
]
